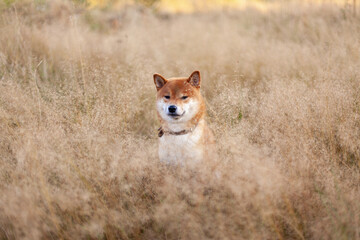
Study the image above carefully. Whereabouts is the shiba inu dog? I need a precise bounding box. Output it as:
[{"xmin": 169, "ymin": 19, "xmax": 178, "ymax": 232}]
[{"xmin": 154, "ymin": 71, "xmax": 214, "ymax": 165}]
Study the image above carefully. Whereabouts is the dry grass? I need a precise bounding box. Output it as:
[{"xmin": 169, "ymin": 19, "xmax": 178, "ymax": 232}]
[{"xmin": 0, "ymin": 0, "xmax": 360, "ymax": 239}]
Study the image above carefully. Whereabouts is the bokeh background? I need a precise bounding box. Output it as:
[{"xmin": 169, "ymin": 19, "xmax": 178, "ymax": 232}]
[{"xmin": 0, "ymin": 0, "xmax": 359, "ymax": 239}]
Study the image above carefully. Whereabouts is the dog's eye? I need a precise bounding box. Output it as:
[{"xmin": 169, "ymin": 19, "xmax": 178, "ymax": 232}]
[
  {"xmin": 164, "ymin": 96, "xmax": 170, "ymax": 99},
  {"xmin": 181, "ymin": 96, "xmax": 188, "ymax": 100}
]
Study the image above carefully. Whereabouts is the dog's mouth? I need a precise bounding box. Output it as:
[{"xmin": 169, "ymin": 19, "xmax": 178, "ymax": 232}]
[{"xmin": 168, "ymin": 111, "xmax": 185, "ymax": 120}]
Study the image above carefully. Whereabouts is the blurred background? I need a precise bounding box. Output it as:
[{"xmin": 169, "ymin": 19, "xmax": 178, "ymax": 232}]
[
  {"xmin": 82, "ymin": 0, "xmax": 356, "ymax": 12},
  {"xmin": 0, "ymin": 0, "xmax": 359, "ymax": 239}
]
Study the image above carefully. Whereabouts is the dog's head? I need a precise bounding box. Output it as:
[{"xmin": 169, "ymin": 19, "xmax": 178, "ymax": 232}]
[{"xmin": 154, "ymin": 71, "xmax": 204, "ymax": 123}]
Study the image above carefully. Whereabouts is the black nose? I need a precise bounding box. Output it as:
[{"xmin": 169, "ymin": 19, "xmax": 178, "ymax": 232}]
[{"xmin": 168, "ymin": 105, "xmax": 177, "ymax": 113}]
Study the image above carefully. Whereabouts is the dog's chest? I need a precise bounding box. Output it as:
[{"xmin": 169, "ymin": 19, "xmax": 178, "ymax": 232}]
[{"xmin": 158, "ymin": 126, "xmax": 204, "ymax": 164}]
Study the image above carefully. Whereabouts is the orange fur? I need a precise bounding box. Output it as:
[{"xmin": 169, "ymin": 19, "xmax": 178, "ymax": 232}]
[{"xmin": 154, "ymin": 71, "xmax": 214, "ymax": 165}]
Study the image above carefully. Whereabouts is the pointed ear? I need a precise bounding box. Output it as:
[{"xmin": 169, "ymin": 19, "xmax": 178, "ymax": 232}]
[
  {"xmin": 153, "ymin": 74, "xmax": 167, "ymax": 91},
  {"xmin": 188, "ymin": 71, "xmax": 201, "ymax": 88}
]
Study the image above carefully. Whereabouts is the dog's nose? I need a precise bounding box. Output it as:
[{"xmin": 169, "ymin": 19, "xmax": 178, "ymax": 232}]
[{"xmin": 168, "ymin": 105, "xmax": 177, "ymax": 113}]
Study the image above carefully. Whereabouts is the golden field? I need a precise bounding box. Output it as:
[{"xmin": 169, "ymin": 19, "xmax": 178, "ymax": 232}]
[{"xmin": 0, "ymin": 0, "xmax": 359, "ymax": 239}]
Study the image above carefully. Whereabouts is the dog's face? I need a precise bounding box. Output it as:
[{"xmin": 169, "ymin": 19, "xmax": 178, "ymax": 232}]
[{"xmin": 154, "ymin": 71, "xmax": 202, "ymax": 124}]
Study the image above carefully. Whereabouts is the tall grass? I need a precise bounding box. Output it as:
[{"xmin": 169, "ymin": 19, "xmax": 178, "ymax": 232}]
[{"xmin": 0, "ymin": 0, "xmax": 359, "ymax": 239}]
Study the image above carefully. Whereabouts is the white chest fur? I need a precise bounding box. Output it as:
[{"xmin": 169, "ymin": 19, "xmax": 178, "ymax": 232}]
[{"xmin": 158, "ymin": 120, "xmax": 205, "ymax": 165}]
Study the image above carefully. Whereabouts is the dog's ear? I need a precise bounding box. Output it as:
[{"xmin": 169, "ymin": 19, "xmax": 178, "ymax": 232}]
[
  {"xmin": 154, "ymin": 74, "xmax": 167, "ymax": 91},
  {"xmin": 188, "ymin": 71, "xmax": 201, "ymax": 88}
]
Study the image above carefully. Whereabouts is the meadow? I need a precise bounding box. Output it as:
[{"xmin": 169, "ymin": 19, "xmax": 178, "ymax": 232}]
[{"xmin": 0, "ymin": 0, "xmax": 359, "ymax": 239}]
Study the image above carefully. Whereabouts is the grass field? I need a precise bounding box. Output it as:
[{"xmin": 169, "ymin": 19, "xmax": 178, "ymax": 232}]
[{"xmin": 0, "ymin": 0, "xmax": 359, "ymax": 239}]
